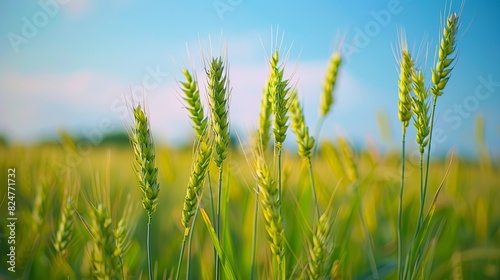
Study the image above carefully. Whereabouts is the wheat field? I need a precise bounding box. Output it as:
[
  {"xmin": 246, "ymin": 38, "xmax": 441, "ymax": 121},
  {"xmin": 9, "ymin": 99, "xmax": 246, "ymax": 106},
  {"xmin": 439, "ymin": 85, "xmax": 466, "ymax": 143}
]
[{"xmin": 1, "ymin": 9, "xmax": 500, "ymax": 280}]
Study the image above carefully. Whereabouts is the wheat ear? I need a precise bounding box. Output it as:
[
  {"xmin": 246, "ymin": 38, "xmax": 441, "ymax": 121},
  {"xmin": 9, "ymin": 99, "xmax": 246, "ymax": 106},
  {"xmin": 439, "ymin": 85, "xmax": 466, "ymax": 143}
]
[
  {"xmin": 289, "ymin": 90, "xmax": 315, "ymax": 160},
  {"xmin": 256, "ymin": 78, "xmax": 273, "ymax": 150},
  {"xmin": 207, "ymin": 57, "xmax": 230, "ymax": 168},
  {"xmin": 53, "ymin": 196, "xmax": 75, "ymax": 258},
  {"xmin": 89, "ymin": 204, "xmax": 123, "ymax": 279},
  {"xmin": 255, "ymin": 156, "xmax": 285, "ymax": 278},
  {"xmin": 307, "ymin": 209, "xmax": 333, "ymax": 280},
  {"xmin": 319, "ymin": 51, "xmax": 342, "ymax": 118},
  {"xmin": 181, "ymin": 68, "xmax": 208, "ymax": 139}
]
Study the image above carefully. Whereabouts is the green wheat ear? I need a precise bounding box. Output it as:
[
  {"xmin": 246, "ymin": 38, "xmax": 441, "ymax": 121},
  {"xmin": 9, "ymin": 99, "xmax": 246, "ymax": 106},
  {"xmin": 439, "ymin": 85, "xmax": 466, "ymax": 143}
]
[
  {"xmin": 181, "ymin": 68, "xmax": 208, "ymax": 140},
  {"xmin": 289, "ymin": 90, "xmax": 315, "ymax": 160},
  {"xmin": 397, "ymin": 47, "xmax": 415, "ymax": 131},
  {"xmin": 207, "ymin": 57, "xmax": 230, "ymax": 168},
  {"xmin": 431, "ymin": 12, "xmax": 459, "ymax": 97},
  {"xmin": 411, "ymin": 70, "xmax": 431, "ymax": 153},
  {"xmin": 89, "ymin": 204, "xmax": 124, "ymax": 279},
  {"xmin": 181, "ymin": 139, "xmax": 213, "ymax": 230},
  {"xmin": 131, "ymin": 104, "xmax": 160, "ymax": 215},
  {"xmin": 269, "ymin": 50, "xmax": 291, "ymax": 146}
]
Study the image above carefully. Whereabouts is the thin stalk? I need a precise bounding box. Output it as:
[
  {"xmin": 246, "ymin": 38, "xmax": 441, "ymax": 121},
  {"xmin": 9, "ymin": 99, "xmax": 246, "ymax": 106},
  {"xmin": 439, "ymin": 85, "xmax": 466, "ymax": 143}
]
[
  {"xmin": 215, "ymin": 166, "xmax": 224, "ymax": 280},
  {"xmin": 250, "ymin": 189, "xmax": 259, "ymax": 280},
  {"xmin": 277, "ymin": 145, "xmax": 283, "ymax": 216},
  {"xmin": 207, "ymin": 175, "xmax": 217, "ymax": 265},
  {"xmin": 418, "ymin": 95, "xmax": 438, "ymax": 233},
  {"xmin": 147, "ymin": 215, "xmax": 153, "ymax": 280},
  {"xmin": 175, "ymin": 228, "xmax": 188, "ymax": 280},
  {"xmin": 313, "ymin": 116, "xmax": 326, "ymax": 156},
  {"xmin": 307, "ymin": 158, "xmax": 320, "ymax": 221},
  {"xmin": 186, "ymin": 206, "xmax": 200, "ymax": 280},
  {"xmin": 397, "ymin": 127, "xmax": 407, "ymax": 280}
]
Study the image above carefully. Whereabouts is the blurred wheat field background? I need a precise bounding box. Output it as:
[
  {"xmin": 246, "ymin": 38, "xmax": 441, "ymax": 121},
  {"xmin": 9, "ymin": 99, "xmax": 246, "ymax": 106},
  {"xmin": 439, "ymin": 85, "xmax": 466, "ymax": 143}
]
[
  {"xmin": 0, "ymin": 115, "xmax": 499, "ymax": 279},
  {"xmin": 1, "ymin": 2, "xmax": 500, "ymax": 279}
]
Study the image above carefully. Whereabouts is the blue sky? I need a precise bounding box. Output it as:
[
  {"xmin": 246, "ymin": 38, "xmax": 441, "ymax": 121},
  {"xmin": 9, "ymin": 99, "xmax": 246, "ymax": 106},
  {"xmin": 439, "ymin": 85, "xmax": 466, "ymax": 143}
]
[{"xmin": 1, "ymin": 0, "xmax": 499, "ymax": 158}]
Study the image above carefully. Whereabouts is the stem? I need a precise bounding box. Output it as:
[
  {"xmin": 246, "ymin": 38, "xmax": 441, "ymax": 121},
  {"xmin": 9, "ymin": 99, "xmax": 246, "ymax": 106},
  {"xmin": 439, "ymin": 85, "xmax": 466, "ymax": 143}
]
[
  {"xmin": 250, "ymin": 188, "xmax": 259, "ymax": 280},
  {"xmin": 215, "ymin": 166, "xmax": 223, "ymax": 280},
  {"xmin": 397, "ymin": 127, "xmax": 407, "ymax": 280},
  {"xmin": 313, "ymin": 116, "xmax": 325, "ymax": 156},
  {"xmin": 187, "ymin": 206, "xmax": 200, "ymax": 280},
  {"xmin": 207, "ymin": 175, "xmax": 217, "ymax": 266},
  {"xmin": 418, "ymin": 95, "xmax": 438, "ymax": 233},
  {"xmin": 175, "ymin": 228, "xmax": 188, "ymax": 280},
  {"xmin": 147, "ymin": 214, "xmax": 153, "ymax": 280},
  {"xmin": 308, "ymin": 158, "xmax": 320, "ymax": 221},
  {"xmin": 277, "ymin": 144, "xmax": 283, "ymax": 216}
]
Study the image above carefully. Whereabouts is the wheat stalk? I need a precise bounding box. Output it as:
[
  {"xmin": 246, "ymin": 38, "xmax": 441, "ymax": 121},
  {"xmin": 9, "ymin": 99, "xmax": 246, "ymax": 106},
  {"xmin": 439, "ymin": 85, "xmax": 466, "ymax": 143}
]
[
  {"xmin": 206, "ymin": 56, "xmax": 230, "ymax": 280},
  {"xmin": 396, "ymin": 36, "xmax": 415, "ymax": 279},
  {"xmin": 130, "ymin": 103, "xmax": 160, "ymax": 280}
]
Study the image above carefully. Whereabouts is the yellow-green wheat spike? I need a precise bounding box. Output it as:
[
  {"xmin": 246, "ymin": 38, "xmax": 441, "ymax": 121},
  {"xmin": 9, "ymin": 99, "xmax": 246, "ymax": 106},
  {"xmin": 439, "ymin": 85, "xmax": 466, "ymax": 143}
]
[
  {"xmin": 411, "ymin": 70, "xmax": 431, "ymax": 153},
  {"xmin": 255, "ymin": 156, "xmax": 285, "ymax": 273},
  {"xmin": 289, "ymin": 90, "xmax": 315, "ymax": 160},
  {"xmin": 397, "ymin": 48, "xmax": 415, "ymax": 131},
  {"xmin": 131, "ymin": 104, "xmax": 160, "ymax": 216},
  {"xmin": 308, "ymin": 209, "xmax": 333, "ymax": 280},
  {"xmin": 269, "ymin": 50, "xmax": 290, "ymax": 146},
  {"xmin": 256, "ymin": 78, "xmax": 273, "ymax": 150},
  {"xmin": 319, "ymin": 52, "xmax": 342, "ymax": 118},
  {"xmin": 431, "ymin": 12, "xmax": 459, "ymax": 97},
  {"xmin": 207, "ymin": 57, "xmax": 230, "ymax": 168},
  {"xmin": 89, "ymin": 204, "xmax": 123, "ymax": 280},
  {"xmin": 181, "ymin": 140, "xmax": 213, "ymax": 231}
]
